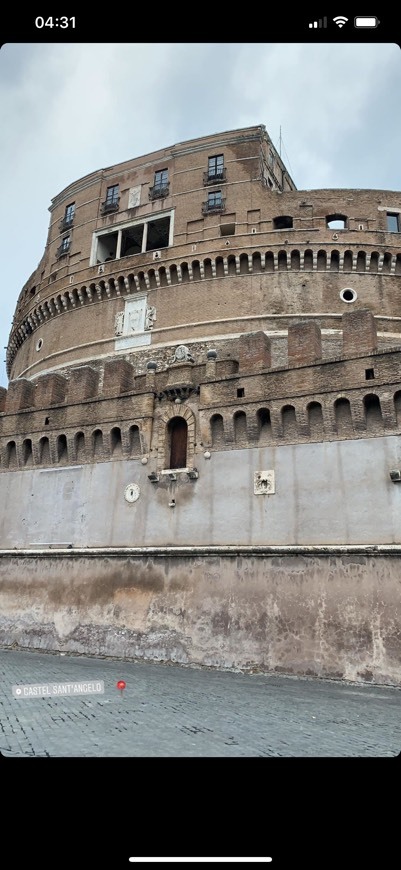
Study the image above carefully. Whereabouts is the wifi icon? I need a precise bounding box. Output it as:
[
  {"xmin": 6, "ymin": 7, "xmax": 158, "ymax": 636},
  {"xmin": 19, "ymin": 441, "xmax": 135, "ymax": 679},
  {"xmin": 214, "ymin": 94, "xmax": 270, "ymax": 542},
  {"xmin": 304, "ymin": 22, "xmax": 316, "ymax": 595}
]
[{"xmin": 333, "ymin": 16, "xmax": 348, "ymax": 27}]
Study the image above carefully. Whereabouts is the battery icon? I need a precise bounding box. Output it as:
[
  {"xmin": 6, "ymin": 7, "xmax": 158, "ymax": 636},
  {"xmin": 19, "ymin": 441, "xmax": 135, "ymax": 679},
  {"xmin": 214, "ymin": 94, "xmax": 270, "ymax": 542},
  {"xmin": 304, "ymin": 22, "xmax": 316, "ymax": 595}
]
[{"xmin": 354, "ymin": 16, "xmax": 380, "ymax": 27}]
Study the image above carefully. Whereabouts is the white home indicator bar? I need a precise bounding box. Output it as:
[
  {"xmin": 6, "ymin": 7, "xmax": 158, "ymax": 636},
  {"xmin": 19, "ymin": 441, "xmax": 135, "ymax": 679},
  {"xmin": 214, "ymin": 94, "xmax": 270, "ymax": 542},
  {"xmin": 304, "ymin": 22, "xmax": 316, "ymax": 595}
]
[{"xmin": 129, "ymin": 860, "xmax": 273, "ymax": 864}]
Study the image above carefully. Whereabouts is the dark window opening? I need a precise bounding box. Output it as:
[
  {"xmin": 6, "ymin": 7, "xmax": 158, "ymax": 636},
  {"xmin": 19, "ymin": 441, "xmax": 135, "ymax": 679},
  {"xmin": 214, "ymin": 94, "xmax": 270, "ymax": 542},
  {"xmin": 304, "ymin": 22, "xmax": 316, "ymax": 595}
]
[
  {"xmin": 57, "ymin": 434, "xmax": 68, "ymax": 462},
  {"xmin": 45, "ymin": 417, "xmax": 49, "ymax": 425},
  {"xmin": 220, "ymin": 223, "xmax": 235, "ymax": 236},
  {"xmin": 97, "ymin": 231, "xmax": 118, "ymax": 263},
  {"xmin": 168, "ymin": 417, "xmax": 188, "ymax": 469},
  {"xmin": 146, "ymin": 216, "xmax": 170, "ymax": 251},
  {"xmin": 30, "ymin": 286, "xmax": 36, "ymax": 296},
  {"xmin": 75, "ymin": 432, "xmax": 85, "ymax": 461},
  {"xmin": 365, "ymin": 368, "xmax": 375, "ymax": 380},
  {"xmin": 273, "ymin": 215, "xmax": 293, "ymax": 230},
  {"xmin": 237, "ymin": 388, "xmax": 245, "ymax": 398},
  {"xmin": 121, "ymin": 225, "xmax": 144, "ymax": 257},
  {"xmin": 110, "ymin": 426, "xmax": 122, "ymax": 457},
  {"xmin": 22, "ymin": 439, "xmax": 33, "ymax": 466}
]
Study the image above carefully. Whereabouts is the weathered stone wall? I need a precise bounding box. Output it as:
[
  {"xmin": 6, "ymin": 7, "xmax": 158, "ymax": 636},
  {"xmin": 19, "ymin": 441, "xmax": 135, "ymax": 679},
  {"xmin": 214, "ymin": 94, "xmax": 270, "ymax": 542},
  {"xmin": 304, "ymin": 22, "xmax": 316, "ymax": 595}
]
[
  {"xmin": 1, "ymin": 549, "xmax": 400, "ymax": 685},
  {"xmin": 1, "ymin": 437, "xmax": 401, "ymax": 548}
]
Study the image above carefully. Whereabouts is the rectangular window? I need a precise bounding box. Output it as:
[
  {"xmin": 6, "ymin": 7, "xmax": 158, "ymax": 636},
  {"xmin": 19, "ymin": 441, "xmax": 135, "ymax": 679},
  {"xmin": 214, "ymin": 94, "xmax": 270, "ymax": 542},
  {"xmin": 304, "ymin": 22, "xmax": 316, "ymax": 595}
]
[
  {"xmin": 106, "ymin": 184, "xmax": 119, "ymax": 205},
  {"xmin": 59, "ymin": 202, "xmax": 75, "ymax": 232},
  {"xmin": 57, "ymin": 235, "xmax": 70, "ymax": 258},
  {"xmin": 149, "ymin": 169, "xmax": 169, "ymax": 200},
  {"xmin": 65, "ymin": 202, "xmax": 75, "ymax": 224},
  {"xmin": 208, "ymin": 154, "xmax": 224, "ymax": 179},
  {"xmin": 208, "ymin": 191, "xmax": 222, "ymax": 208},
  {"xmin": 154, "ymin": 169, "xmax": 168, "ymax": 188},
  {"xmin": 387, "ymin": 213, "xmax": 400, "ymax": 232},
  {"xmin": 90, "ymin": 211, "xmax": 173, "ymax": 265}
]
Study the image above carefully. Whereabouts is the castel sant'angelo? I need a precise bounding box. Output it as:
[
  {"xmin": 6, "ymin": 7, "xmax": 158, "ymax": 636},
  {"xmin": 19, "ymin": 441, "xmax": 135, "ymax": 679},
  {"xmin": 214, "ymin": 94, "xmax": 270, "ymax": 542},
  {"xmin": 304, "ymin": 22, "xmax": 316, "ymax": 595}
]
[{"xmin": 1, "ymin": 124, "xmax": 401, "ymax": 684}]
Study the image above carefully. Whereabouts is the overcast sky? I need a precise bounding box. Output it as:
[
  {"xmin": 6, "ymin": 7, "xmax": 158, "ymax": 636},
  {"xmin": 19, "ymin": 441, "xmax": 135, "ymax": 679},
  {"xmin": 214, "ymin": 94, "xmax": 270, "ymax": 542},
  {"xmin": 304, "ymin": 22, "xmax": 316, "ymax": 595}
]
[{"xmin": 0, "ymin": 42, "xmax": 400, "ymax": 388}]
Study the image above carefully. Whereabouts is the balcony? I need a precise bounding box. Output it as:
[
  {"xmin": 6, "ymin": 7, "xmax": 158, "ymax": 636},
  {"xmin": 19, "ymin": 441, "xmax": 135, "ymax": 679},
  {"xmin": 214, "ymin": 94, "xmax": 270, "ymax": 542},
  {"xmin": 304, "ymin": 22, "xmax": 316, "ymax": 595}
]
[
  {"xmin": 202, "ymin": 198, "xmax": 226, "ymax": 216},
  {"xmin": 59, "ymin": 216, "xmax": 74, "ymax": 232},
  {"xmin": 101, "ymin": 197, "xmax": 120, "ymax": 215},
  {"xmin": 149, "ymin": 183, "xmax": 170, "ymax": 201},
  {"xmin": 56, "ymin": 241, "xmax": 70, "ymax": 259},
  {"xmin": 203, "ymin": 167, "xmax": 227, "ymax": 186}
]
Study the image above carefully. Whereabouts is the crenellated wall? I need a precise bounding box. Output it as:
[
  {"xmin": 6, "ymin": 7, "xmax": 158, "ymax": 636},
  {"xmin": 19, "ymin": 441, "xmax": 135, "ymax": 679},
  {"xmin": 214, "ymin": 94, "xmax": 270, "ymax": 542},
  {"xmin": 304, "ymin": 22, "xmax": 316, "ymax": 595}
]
[{"xmin": 2, "ymin": 312, "xmax": 401, "ymax": 472}]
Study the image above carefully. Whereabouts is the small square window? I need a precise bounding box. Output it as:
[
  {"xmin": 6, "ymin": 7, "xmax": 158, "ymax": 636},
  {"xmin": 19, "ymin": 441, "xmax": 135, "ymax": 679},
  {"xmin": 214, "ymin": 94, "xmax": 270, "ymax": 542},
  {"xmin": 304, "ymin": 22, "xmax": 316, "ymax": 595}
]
[
  {"xmin": 237, "ymin": 388, "xmax": 245, "ymax": 398},
  {"xmin": 387, "ymin": 213, "xmax": 400, "ymax": 232},
  {"xmin": 365, "ymin": 368, "xmax": 375, "ymax": 380}
]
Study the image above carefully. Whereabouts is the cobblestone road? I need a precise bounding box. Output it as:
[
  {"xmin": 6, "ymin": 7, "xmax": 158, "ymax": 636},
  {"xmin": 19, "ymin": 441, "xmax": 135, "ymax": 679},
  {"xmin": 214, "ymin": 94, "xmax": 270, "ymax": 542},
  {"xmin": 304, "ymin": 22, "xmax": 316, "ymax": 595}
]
[{"xmin": 0, "ymin": 648, "xmax": 400, "ymax": 757}]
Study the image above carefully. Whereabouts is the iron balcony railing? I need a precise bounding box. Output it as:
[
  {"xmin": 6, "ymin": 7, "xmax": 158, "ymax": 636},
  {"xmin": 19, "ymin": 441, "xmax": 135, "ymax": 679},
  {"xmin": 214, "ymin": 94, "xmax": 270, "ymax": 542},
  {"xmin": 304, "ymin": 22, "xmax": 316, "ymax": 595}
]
[
  {"xmin": 56, "ymin": 241, "xmax": 71, "ymax": 259},
  {"xmin": 202, "ymin": 198, "xmax": 226, "ymax": 215},
  {"xmin": 101, "ymin": 197, "xmax": 120, "ymax": 215},
  {"xmin": 59, "ymin": 216, "xmax": 74, "ymax": 232},
  {"xmin": 148, "ymin": 183, "xmax": 170, "ymax": 201},
  {"xmin": 203, "ymin": 167, "xmax": 227, "ymax": 186}
]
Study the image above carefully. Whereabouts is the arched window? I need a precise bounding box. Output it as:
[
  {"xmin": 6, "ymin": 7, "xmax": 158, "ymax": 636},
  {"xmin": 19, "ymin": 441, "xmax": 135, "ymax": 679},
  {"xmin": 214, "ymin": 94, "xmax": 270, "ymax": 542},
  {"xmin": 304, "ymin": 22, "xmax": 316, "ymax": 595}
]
[
  {"xmin": 6, "ymin": 441, "xmax": 17, "ymax": 468},
  {"xmin": 129, "ymin": 425, "xmax": 141, "ymax": 456},
  {"xmin": 22, "ymin": 438, "xmax": 33, "ymax": 466},
  {"xmin": 92, "ymin": 429, "xmax": 103, "ymax": 458},
  {"xmin": 39, "ymin": 436, "xmax": 50, "ymax": 464},
  {"xmin": 257, "ymin": 408, "xmax": 272, "ymax": 442},
  {"xmin": 168, "ymin": 417, "xmax": 188, "ymax": 469},
  {"xmin": 334, "ymin": 398, "xmax": 352, "ymax": 435},
  {"xmin": 57, "ymin": 434, "xmax": 68, "ymax": 463},
  {"xmin": 74, "ymin": 432, "xmax": 85, "ymax": 462},
  {"xmin": 307, "ymin": 402, "xmax": 324, "ymax": 436},
  {"xmin": 210, "ymin": 414, "xmax": 224, "ymax": 446},
  {"xmin": 110, "ymin": 426, "xmax": 122, "ymax": 457},
  {"xmin": 234, "ymin": 411, "xmax": 247, "ymax": 443},
  {"xmin": 281, "ymin": 405, "xmax": 297, "ymax": 438},
  {"xmin": 364, "ymin": 394, "xmax": 383, "ymax": 432}
]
